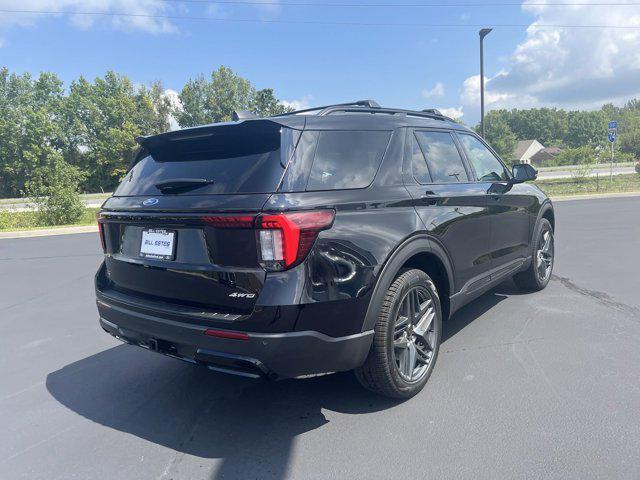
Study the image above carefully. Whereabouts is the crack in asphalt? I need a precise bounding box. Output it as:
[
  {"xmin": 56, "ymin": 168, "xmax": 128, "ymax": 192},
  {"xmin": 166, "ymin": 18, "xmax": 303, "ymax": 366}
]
[{"xmin": 551, "ymin": 274, "xmax": 640, "ymax": 318}]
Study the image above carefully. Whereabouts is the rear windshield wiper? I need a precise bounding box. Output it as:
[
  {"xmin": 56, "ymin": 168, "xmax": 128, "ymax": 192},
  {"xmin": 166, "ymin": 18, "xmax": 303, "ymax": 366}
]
[{"xmin": 155, "ymin": 178, "xmax": 215, "ymax": 193}]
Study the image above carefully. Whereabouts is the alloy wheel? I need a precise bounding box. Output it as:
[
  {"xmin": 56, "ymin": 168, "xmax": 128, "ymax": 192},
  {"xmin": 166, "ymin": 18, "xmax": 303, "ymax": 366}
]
[
  {"xmin": 393, "ymin": 286, "xmax": 436, "ymax": 383},
  {"xmin": 536, "ymin": 229, "xmax": 554, "ymax": 282}
]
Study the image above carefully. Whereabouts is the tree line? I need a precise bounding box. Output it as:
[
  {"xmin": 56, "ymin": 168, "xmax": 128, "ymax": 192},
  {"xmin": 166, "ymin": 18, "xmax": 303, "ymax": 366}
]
[
  {"xmin": 481, "ymin": 101, "xmax": 640, "ymax": 165},
  {"xmin": 0, "ymin": 65, "xmax": 292, "ymax": 198},
  {"xmin": 2, "ymin": 63, "xmax": 640, "ymax": 199}
]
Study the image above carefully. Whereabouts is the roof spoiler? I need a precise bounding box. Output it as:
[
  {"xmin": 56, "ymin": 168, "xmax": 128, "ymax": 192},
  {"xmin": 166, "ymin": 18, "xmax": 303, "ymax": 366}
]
[{"xmin": 135, "ymin": 117, "xmax": 286, "ymax": 149}]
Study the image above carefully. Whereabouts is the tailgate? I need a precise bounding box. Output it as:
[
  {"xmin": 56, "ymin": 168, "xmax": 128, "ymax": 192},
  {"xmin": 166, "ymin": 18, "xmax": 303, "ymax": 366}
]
[{"xmin": 99, "ymin": 196, "xmax": 270, "ymax": 315}]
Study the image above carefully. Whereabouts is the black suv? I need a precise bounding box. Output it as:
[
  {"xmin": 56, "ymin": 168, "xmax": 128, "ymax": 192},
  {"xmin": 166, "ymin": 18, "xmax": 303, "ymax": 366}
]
[{"xmin": 95, "ymin": 100, "xmax": 555, "ymax": 398}]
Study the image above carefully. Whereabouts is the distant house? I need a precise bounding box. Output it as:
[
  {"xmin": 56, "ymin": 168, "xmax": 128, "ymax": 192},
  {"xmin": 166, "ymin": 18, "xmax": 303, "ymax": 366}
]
[
  {"xmin": 512, "ymin": 139, "xmax": 544, "ymax": 164},
  {"xmin": 530, "ymin": 146, "xmax": 562, "ymax": 165}
]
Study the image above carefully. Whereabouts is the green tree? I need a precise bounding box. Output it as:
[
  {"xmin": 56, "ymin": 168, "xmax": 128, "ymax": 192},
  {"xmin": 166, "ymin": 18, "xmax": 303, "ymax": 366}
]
[
  {"xmin": 175, "ymin": 76, "xmax": 209, "ymax": 128},
  {"xmin": 64, "ymin": 72, "xmax": 171, "ymax": 192},
  {"xmin": 25, "ymin": 156, "xmax": 86, "ymax": 225},
  {"xmin": 0, "ymin": 68, "xmax": 67, "ymax": 198},
  {"xmin": 566, "ymin": 110, "xmax": 605, "ymax": 148},
  {"xmin": 176, "ymin": 66, "xmax": 291, "ymax": 127},
  {"xmin": 506, "ymin": 108, "xmax": 568, "ymax": 146},
  {"xmin": 553, "ymin": 145, "xmax": 596, "ymax": 166},
  {"xmin": 251, "ymin": 88, "xmax": 293, "ymax": 117},
  {"xmin": 478, "ymin": 110, "xmax": 517, "ymax": 160},
  {"xmin": 207, "ymin": 65, "xmax": 254, "ymax": 122},
  {"xmin": 616, "ymin": 100, "xmax": 640, "ymax": 159}
]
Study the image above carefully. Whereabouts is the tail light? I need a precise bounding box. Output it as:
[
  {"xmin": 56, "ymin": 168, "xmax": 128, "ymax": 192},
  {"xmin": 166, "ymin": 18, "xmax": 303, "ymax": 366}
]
[
  {"xmin": 97, "ymin": 215, "xmax": 106, "ymax": 253},
  {"xmin": 201, "ymin": 210, "xmax": 334, "ymax": 271},
  {"xmin": 256, "ymin": 210, "xmax": 335, "ymax": 271}
]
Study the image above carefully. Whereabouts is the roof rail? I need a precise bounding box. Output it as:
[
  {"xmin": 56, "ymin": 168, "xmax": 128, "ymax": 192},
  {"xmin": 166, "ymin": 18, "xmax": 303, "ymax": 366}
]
[
  {"xmin": 274, "ymin": 99, "xmax": 380, "ymax": 117},
  {"xmin": 319, "ymin": 106, "xmax": 450, "ymax": 121},
  {"xmin": 271, "ymin": 100, "xmax": 453, "ymax": 122}
]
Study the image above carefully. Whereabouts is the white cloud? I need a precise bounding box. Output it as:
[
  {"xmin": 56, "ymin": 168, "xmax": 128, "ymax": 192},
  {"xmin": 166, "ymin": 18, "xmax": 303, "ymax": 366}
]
[
  {"xmin": 422, "ymin": 82, "xmax": 445, "ymax": 99},
  {"xmin": 163, "ymin": 88, "xmax": 182, "ymax": 131},
  {"xmin": 438, "ymin": 106, "xmax": 464, "ymax": 119},
  {"xmin": 458, "ymin": 1, "xmax": 640, "ymax": 119},
  {"xmin": 460, "ymin": 73, "xmax": 538, "ymax": 111},
  {"xmin": 0, "ymin": 0, "xmax": 177, "ymax": 33},
  {"xmin": 282, "ymin": 94, "xmax": 313, "ymax": 111}
]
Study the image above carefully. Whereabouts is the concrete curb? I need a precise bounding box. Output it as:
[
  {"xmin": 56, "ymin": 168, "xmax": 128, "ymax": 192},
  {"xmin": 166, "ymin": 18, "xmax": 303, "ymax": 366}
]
[
  {"xmin": 0, "ymin": 225, "xmax": 98, "ymax": 240},
  {"xmin": 551, "ymin": 191, "xmax": 640, "ymax": 202}
]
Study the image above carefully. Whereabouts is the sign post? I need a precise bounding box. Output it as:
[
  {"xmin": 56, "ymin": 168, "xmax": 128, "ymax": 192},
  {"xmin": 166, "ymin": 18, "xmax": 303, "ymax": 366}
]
[{"xmin": 608, "ymin": 121, "xmax": 617, "ymax": 184}]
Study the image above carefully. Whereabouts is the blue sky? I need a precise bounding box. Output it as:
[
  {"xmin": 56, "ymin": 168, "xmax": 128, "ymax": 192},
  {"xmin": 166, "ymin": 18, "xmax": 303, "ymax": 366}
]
[{"xmin": 1, "ymin": 1, "xmax": 639, "ymax": 125}]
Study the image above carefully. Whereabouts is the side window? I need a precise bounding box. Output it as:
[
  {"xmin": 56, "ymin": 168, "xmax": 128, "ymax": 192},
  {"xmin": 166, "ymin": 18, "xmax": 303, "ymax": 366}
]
[
  {"xmin": 411, "ymin": 134, "xmax": 432, "ymax": 184},
  {"xmin": 306, "ymin": 130, "xmax": 391, "ymax": 191},
  {"xmin": 458, "ymin": 134, "xmax": 509, "ymax": 182},
  {"xmin": 414, "ymin": 131, "xmax": 468, "ymax": 183}
]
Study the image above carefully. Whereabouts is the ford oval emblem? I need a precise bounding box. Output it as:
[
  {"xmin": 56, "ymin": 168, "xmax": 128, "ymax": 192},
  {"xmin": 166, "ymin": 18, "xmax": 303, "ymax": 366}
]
[{"xmin": 142, "ymin": 198, "xmax": 159, "ymax": 206}]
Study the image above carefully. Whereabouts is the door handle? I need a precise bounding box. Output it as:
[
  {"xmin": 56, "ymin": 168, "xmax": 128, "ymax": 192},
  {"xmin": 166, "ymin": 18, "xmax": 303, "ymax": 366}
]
[
  {"xmin": 422, "ymin": 190, "xmax": 439, "ymax": 198},
  {"xmin": 420, "ymin": 191, "xmax": 440, "ymax": 205}
]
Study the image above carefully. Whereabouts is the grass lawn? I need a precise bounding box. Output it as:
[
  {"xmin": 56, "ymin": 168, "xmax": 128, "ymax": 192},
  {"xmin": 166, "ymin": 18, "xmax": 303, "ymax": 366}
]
[
  {"xmin": 0, "ymin": 208, "xmax": 99, "ymax": 232},
  {"xmin": 0, "ymin": 192, "xmax": 111, "ymax": 206},
  {"xmin": 535, "ymin": 173, "xmax": 640, "ymax": 197}
]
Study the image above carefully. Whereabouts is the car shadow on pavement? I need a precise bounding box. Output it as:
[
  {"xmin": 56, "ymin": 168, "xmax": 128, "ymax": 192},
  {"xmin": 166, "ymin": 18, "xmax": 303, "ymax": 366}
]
[
  {"xmin": 443, "ymin": 279, "xmax": 523, "ymax": 342},
  {"xmin": 46, "ymin": 345, "xmax": 399, "ymax": 479},
  {"xmin": 46, "ymin": 280, "xmax": 518, "ymax": 479}
]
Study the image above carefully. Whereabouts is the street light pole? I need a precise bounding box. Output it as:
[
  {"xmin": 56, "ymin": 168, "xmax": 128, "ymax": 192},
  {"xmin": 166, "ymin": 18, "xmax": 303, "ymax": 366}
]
[{"xmin": 479, "ymin": 28, "xmax": 492, "ymax": 138}]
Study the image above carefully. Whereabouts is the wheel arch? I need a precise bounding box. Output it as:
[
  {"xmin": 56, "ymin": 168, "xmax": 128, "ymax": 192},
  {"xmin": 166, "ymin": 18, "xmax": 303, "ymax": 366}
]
[
  {"xmin": 541, "ymin": 204, "xmax": 555, "ymax": 231},
  {"xmin": 361, "ymin": 235, "xmax": 454, "ymax": 332}
]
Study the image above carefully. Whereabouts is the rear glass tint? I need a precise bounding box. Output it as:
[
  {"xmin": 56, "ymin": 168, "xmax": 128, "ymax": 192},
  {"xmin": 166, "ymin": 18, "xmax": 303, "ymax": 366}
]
[
  {"xmin": 280, "ymin": 130, "xmax": 391, "ymax": 191},
  {"xmin": 307, "ymin": 131, "xmax": 390, "ymax": 190},
  {"xmin": 114, "ymin": 123, "xmax": 299, "ymax": 196}
]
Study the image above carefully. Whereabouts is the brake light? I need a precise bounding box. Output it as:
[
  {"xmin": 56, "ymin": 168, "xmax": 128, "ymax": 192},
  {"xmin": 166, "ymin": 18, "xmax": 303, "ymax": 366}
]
[
  {"xmin": 256, "ymin": 210, "xmax": 335, "ymax": 271},
  {"xmin": 199, "ymin": 210, "xmax": 334, "ymax": 271},
  {"xmin": 97, "ymin": 216, "xmax": 106, "ymax": 253},
  {"xmin": 202, "ymin": 215, "xmax": 255, "ymax": 229}
]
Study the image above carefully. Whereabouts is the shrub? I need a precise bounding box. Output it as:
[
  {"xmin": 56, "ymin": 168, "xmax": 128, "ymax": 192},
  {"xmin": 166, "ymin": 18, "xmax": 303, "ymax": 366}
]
[
  {"xmin": 635, "ymin": 162, "xmax": 640, "ymax": 175},
  {"xmin": 552, "ymin": 146, "xmax": 596, "ymax": 182},
  {"xmin": 25, "ymin": 157, "xmax": 86, "ymax": 226}
]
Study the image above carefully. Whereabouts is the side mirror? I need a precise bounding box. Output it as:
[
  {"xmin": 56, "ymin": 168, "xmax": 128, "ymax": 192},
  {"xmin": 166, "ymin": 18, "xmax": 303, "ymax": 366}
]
[{"xmin": 512, "ymin": 163, "xmax": 537, "ymax": 183}]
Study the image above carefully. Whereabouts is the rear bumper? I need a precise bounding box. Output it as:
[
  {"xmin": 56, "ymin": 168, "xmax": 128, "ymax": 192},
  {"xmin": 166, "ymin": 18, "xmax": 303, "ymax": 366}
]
[{"xmin": 97, "ymin": 298, "xmax": 373, "ymax": 379}]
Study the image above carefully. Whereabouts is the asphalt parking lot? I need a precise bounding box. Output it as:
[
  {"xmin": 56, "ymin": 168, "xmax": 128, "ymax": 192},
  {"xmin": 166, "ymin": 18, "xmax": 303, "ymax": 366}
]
[{"xmin": 1, "ymin": 196, "xmax": 639, "ymax": 480}]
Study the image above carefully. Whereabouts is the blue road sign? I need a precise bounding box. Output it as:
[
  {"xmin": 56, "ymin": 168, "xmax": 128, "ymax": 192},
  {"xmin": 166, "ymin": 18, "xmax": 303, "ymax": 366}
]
[
  {"xmin": 609, "ymin": 121, "xmax": 618, "ymax": 130},
  {"xmin": 608, "ymin": 131, "xmax": 617, "ymax": 143}
]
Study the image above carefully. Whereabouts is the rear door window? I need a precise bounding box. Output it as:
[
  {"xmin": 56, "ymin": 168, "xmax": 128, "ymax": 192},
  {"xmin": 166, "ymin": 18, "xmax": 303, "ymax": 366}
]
[
  {"xmin": 414, "ymin": 131, "xmax": 469, "ymax": 183},
  {"xmin": 411, "ymin": 133, "xmax": 432, "ymax": 184}
]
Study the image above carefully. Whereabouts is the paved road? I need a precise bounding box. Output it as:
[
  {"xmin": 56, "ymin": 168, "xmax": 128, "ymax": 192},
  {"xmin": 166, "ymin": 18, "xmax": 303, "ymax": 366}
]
[
  {"xmin": 537, "ymin": 165, "xmax": 635, "ymax": 180},
  {"xmin": 1, "ymin": 196, "xmax": 639, "ymax": 480}
]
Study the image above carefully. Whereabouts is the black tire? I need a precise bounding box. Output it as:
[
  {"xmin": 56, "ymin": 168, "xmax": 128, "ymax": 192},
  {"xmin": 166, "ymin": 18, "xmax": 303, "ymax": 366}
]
[
  {"xmin": 355, "ymin": 268, "xmax": 442, "ymax": 399},
  {"xmin": 513, "ymin": 218, "xmax": 554, "ymax": 291}
]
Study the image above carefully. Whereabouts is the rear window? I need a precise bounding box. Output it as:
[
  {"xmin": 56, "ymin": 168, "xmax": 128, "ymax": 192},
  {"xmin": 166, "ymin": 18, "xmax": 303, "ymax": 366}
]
[
  {"xmin": 280, "ymin": 130, "xmax": 391, "ymax": 192},
  {"xmin": 114, "ymin": 122, "xmax": 299, "ymax": 196}
]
